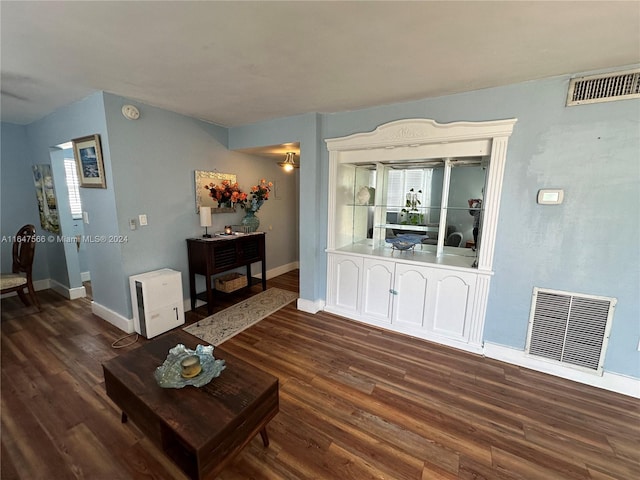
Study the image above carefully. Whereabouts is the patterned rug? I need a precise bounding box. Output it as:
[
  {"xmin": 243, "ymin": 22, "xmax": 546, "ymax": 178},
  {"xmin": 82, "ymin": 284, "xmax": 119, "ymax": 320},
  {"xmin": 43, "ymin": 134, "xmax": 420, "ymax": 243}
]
[{"xmin": 184, "ymin": 288, "xmax": 298, "ymax": 346}]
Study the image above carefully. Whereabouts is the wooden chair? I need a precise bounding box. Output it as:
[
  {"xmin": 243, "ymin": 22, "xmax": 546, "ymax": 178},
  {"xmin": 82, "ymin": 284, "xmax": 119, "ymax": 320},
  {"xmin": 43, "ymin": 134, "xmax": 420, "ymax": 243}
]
[{"xmin": 1, "ymin": 224, "xmax": 41, "ymax": 310}]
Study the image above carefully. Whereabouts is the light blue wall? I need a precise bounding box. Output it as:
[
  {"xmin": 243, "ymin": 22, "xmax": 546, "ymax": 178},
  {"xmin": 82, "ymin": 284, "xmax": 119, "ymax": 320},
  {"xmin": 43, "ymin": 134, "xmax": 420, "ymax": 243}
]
[
  {"xmin": 487, "ymin": 88, "xmax": 639, "ymax": 378},
  {"xmin": 0, "ymin": 122, "xmax": 49, "ymax": 280},
  {"xmin": 102, "ymin": 93, "xmax": 298, "ymax": 317},
  {"xmin": 103, "ymin": 93, "xmax": 232, "ymax": 297},
  {"xmin": 229, "ymin": 113, "xmax": 322, "ymax": 303},
  {"xmin": 23, "ymin": 92, "xmax": 128, "ymax": 314}
]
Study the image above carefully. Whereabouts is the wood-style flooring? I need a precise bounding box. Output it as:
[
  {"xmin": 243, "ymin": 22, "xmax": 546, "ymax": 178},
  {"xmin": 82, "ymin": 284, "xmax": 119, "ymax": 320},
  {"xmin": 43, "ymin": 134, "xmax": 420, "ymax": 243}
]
[{"xmin": 2, "ymin": 270, "xmax": 639, "ymax": 479}]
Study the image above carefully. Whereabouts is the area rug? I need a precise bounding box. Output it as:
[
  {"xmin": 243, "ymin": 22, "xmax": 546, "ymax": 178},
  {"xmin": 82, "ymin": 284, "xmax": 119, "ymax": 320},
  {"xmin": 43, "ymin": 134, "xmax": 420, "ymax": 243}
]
[{"xmin": 184, "ymin": 288, "xmax": 298, "ymax": 346}]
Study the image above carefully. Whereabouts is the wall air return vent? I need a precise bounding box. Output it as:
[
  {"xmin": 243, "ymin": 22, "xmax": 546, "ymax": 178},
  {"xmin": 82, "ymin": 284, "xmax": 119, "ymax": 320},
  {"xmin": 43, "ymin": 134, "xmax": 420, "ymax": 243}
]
[
  {"xmin": 526, "ymin": 288, "xmax": 616, "ymax": 375},
  {"xmin": 567, "ymin": 68, "xmax": 640, "ymax": 106}
]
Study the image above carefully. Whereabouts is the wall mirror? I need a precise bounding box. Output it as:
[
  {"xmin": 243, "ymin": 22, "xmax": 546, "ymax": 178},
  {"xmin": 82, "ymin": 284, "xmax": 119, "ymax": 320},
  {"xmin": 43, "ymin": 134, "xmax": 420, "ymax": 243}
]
[
  {"xmin": 380, "ymin": 158, "xmax": 486, "ymax": 257},
  {"xmin": 194, "ymin": 170, "xmax": 237, "ymax": 213}
]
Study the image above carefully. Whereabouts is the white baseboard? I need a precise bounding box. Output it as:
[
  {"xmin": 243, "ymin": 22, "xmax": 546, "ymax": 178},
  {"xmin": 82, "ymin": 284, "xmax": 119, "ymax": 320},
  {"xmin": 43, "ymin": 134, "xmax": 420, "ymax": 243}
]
[
  {"xmin": 49, "ymin": 279, "xmax": 86, "ymax": 300},
  {"xmin": 67, "ymin": 286, "xmax": 86, "ymax": 300},
  {"xmin": 254, "ymin": 261, "xmax": 299, "ymax": 280},
  {"xmin": 91, "ymin": 301, "xmax": 134, "ymax": 334},
  {"xmin": 484, "ymin": 341, "xmax": 640, "ymax": 399},
  {"xmin": 297, "ymin": 297, "xmax": 324, "ymax": 314},
  {"xmin": 81, "ymin": 271, "xmax": 91, "ymax": 282}
]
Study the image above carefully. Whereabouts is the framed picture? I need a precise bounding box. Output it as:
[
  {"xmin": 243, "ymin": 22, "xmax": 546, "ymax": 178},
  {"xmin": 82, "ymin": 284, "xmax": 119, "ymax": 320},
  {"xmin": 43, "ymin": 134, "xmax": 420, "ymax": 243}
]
[
  {"xmin": 32, "ymin": 164, "xmax": 60, "ymax": 233},
  {"xmin": 195, "ymin": 170, "xmax": 237, "ymax": 213},
  {"xmin": 72, "ymin": 134, "xmax": 106, "ymax": 188}
]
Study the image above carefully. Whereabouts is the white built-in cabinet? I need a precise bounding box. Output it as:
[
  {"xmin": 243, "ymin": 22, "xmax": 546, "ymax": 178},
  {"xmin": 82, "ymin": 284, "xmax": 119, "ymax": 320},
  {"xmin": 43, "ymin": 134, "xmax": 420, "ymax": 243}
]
[
  {"xmin": 325, "ymin": 119, "xmax": 516, "ymax": 353},
  {"xmin": 327, "ymin": 251, "xmax": 486, "ymax": 350}
]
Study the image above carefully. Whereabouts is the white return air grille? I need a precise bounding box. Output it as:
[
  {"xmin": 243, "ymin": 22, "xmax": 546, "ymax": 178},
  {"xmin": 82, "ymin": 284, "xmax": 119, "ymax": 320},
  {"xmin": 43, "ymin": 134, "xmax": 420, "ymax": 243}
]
[
  {"xmin": 567, "ymin": 68, "xmax": 640, "ymax": 106},
  {"xmin": 526, "ymin": 288, "xmax": 616, "ymax": 375}
]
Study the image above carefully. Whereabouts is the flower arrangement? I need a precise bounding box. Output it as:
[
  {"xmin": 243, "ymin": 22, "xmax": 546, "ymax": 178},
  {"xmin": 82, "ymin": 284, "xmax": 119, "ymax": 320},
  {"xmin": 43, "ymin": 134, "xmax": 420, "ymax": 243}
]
[
  {"xmin": 242, "ymin": 179, "xmax": 273, "ymax": 213},
  {"xmin": 401, "ymin": 188, "xmax": 424, "ymax": 225},
  {"xmin": 204, "ymin": 180, "xmax": 247, "ymax": 208}
]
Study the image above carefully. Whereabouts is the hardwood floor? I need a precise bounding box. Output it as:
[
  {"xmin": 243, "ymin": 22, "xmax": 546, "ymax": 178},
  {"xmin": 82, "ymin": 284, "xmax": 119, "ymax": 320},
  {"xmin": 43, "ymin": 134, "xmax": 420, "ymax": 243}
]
[{"xmin": 2, "ymin": 270, "xmax": 639, "ymax": 479}]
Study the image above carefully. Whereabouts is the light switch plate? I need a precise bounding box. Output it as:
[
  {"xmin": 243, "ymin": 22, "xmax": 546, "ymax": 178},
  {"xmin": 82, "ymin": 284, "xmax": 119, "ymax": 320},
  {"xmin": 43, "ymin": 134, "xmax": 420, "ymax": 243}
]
[
  {"xmin": 537, "ymin": 189, "xmax": 564, "ymax": 205},
  {"xmin": 139, "ymin": 214, "xmax": 148, "ymax": 226},
  {"xmin": 129, "ymin": 219, "xmax": 137, "ymax": 230}
]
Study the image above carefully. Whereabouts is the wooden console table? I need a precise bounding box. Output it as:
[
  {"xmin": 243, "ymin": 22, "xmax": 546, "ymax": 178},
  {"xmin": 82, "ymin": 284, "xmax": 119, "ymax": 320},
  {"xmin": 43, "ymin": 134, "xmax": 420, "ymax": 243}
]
[
  {"xmin": 103, "ymin": 330, "xmax": 278, "ymax": 480},
  {"xmin": 187, "ymin": 233, "xmax": 266, "ymax": 314}
]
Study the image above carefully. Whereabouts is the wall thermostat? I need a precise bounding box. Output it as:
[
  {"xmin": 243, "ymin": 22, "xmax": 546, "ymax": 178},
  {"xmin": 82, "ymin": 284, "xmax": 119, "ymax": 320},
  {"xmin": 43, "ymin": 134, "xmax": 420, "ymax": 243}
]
[{"xmin": 537, "ymin": 189, "xmax": 564, "ymax": 205}]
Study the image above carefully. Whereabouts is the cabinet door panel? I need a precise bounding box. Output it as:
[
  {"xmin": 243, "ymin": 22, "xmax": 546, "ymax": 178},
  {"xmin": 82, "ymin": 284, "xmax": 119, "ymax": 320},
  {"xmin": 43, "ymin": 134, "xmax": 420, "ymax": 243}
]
[
  {"xmin": 362, "ymin": 259, "xmax": 394, "ymax": 323},
  {"xmin": 331, "ymin": 256, "xmax": 362, "ymax": 313},
  {"xmin": 430, "ymin": 271, "xmax": 476, "ymax": 340},
  {"xmin": 393, "ymin": 264, "xmax": 429, "ymax": 328}
]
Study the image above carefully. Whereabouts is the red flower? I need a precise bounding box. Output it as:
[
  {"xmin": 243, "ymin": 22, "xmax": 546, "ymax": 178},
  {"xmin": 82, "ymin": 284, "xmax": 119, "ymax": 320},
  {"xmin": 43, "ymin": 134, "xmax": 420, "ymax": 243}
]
[
  {"xmin": 242, "ymin": 179, "xmax": 272, "ymax": 212},
  {"xmin": 204, "ymin": 181, "xmax": 246, "ymax": 208}
]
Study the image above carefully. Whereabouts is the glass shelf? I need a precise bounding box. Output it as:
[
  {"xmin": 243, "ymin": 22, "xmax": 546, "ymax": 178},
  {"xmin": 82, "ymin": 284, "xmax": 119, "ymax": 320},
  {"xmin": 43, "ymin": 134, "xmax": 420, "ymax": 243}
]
[
  {"xmin": 374, "ymin": 205, "xmax": 442, "ymax": 210},
  {"xmin": 446, "ymin": 205, "xmax": 482, "ymax": 211},
  {"xmin": 345, "ymin": 204, "xmax": 443, "ymax": 209},
  {"xmin": 375, "ymin": 223, "xmax": 440, "ymax": 232}
]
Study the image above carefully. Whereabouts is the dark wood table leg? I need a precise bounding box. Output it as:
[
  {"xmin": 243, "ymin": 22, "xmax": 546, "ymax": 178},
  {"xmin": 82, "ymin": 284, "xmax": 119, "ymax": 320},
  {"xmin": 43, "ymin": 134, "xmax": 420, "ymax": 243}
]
[
  {"xmin": 261, "ymin": 260, "xmax": 267, "ymax": 291},
  {"xmin": 189, "ymin": 272, "xmax": 196, "ymax": 311},
  {"xmin": 259, "ymin": 427, "xmax": 269, "ymax": 447},
  {"xmin": 121, "ymin": 411, "xmax": 128, "ymax": 423},
  {"xmin": 206, "ymin": 273, "xmax": 214, "ymax": 315}
]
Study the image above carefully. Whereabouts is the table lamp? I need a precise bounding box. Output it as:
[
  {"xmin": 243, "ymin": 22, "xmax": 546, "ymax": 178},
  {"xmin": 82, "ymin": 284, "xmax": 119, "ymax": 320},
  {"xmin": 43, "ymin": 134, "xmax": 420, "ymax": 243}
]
[{"xmin": 200, "ymin": 206, "xmax": 212, "ymax": 238}]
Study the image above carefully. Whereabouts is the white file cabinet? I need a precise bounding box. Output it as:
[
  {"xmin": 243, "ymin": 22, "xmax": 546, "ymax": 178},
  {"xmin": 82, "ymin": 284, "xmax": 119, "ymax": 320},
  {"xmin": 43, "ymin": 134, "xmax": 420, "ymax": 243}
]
[{"xmin": 129, "ymin": 269, "xmax": 185, "ymax": 338}]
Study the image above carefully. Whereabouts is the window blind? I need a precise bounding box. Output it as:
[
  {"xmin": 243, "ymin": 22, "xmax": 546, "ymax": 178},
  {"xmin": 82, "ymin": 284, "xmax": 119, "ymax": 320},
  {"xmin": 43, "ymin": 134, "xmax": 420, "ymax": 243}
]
[
  {"xmin": 386, "ymin": 170, "xmax": 404, "ymax": 211},
  {"xmin": 64, "ymin": 159, "xmax": 83, "ymax": 219},
  {"xmin": 386, "ymin": 169, "xmax": 432, "ymax": 215}
]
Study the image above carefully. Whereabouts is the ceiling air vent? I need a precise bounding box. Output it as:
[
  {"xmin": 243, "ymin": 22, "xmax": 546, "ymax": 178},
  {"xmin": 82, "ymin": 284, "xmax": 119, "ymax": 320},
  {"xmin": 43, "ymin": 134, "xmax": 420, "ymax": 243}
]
[
  {"xmin": 526, "ymin": 288, "xmax": 616, "ymax": 375},
  {"xmin": 567, "ymin": 68, "xmax": 640, "ymax": 106}
]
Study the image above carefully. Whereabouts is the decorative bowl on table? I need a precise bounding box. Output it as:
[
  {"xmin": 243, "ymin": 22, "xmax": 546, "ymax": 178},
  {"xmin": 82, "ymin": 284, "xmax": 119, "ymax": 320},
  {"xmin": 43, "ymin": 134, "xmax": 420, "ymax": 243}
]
[
  {"xmin": 387, "ymin": 239, "xmax": 416, "ymax": 251},
  {"xmin": 154, "ymin": 344, "xmax": 225, "ymax": 389},
  {"xmin": 386, "ymin": 234, "xmax": 425, "ymax": 252}
]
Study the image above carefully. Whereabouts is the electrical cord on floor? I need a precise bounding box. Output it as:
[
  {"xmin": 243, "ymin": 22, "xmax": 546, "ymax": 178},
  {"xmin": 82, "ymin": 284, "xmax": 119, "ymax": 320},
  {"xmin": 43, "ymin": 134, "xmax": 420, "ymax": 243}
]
[{"xmin": 111, "ymin": 332, "xmax": 139, "ymax": 349}]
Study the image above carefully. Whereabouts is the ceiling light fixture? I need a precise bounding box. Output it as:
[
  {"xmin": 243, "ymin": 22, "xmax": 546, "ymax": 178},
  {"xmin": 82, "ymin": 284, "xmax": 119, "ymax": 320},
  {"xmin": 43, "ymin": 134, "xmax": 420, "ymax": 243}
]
[{"xmin": 278, "ymin": 152, "xmax": 299, "ymax": 172}]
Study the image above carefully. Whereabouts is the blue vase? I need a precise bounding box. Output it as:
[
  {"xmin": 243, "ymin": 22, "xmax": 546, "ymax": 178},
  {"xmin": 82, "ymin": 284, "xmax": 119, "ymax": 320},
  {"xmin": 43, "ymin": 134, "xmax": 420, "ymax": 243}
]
[{"xmin": 241, "ymin": 211, "xmax": 260, "ymax": 232}]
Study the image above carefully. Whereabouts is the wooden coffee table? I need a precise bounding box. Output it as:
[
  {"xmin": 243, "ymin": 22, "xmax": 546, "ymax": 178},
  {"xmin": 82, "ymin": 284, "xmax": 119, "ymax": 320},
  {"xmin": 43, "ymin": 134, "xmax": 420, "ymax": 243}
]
[{"xmin": 103, "ymin": 330, "xmax": 278, "ymax": 480}]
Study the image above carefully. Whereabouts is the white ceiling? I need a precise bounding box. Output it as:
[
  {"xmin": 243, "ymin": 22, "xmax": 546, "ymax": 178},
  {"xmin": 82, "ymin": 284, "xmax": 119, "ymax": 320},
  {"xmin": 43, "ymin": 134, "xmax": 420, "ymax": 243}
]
[{"xmin": 2, "ymin": 1, "xmax": 639, "ymax": 128}]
